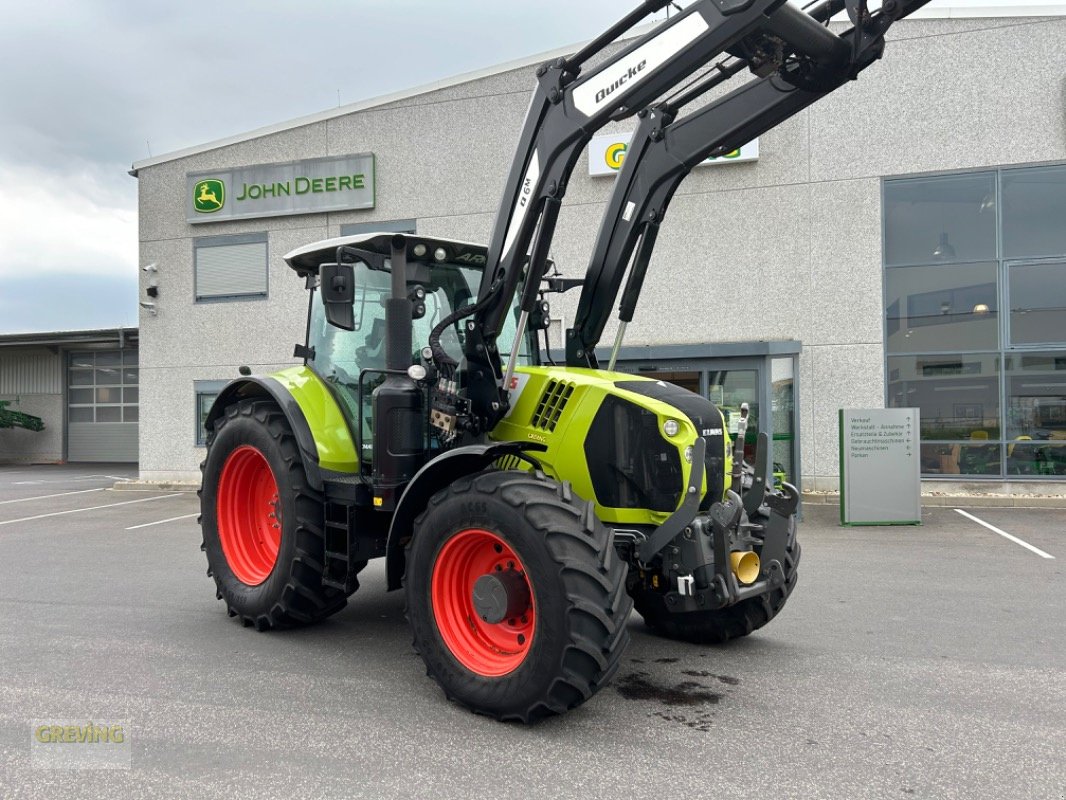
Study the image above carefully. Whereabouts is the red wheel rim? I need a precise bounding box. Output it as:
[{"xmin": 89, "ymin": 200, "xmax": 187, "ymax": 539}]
[
  {"xmin": 430, "ymin": 529, "xmax": 536, "ymax": 677},
  {"xmin": 216, "ymin": 445, "xmax": 281, "ymax": 586}
]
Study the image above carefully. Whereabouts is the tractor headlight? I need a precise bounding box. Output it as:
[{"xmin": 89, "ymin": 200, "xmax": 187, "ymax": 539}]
[
  {"xmin": 433, "ymin": 247, "xmax": 447, "ymax": 262},
  {"xmin": 663, "ymin": 419, "xmax": 680, "ymax": 437},
  {"xmin": 413, "ymin": 243, "xmax": 427, "ymax": 258},
  {"xmin": 684, "ymin": 445, "xmax": 694, "ymax": 463}
]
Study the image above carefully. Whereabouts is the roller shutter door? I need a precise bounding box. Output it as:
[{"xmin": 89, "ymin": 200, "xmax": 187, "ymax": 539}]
[{"xmin": 66, "ymin": 349, "xmax": 138, "ymax": 462}]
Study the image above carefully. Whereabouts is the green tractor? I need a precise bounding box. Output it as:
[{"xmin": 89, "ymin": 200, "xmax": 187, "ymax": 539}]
[{"xmin": 200, "ymin": 0, "xmax": 926, "ymax": 720}]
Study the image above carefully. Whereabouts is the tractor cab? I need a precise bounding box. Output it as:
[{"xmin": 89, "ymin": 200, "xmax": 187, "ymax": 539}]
[{"xmin": 284, "ymin": 233, "xmax": 534, "ymax": 462}]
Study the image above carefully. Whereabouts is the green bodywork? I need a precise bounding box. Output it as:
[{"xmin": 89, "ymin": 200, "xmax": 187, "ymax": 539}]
[
  {"xmin": 269, "ymin": 366, "xmax": 359, "ymax": 473},
  {"xmin": 268, "ymin": 362, "xmax": 733, "ymax": 526},
  {"xmin": 270, "ymin": 360, "xmax": 732, "ymax": 528},
  {"xmin": 491, "ymin": 366, "xmax": 732, "ymax": 526}
]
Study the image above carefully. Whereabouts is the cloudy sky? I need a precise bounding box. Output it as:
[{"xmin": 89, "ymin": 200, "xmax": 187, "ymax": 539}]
[{"xmin": 0, "ymin": 0, "xmax": 1039, "ymax": 333}]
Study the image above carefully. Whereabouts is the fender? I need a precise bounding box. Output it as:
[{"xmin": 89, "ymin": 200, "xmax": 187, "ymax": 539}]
[
  {"xmin": 204, "ymin": 377, "xmax": 324, "ymax": 491},
  {"xmin": 384, "ymin": 441, "xmax": 547, "ymax": 591}
]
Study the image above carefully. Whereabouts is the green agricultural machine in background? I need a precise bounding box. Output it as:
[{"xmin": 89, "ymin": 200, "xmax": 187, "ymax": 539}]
[
  {"xmin": 0, "ymin": 401, "xmax": 44, "ymax": 433},
  {"xmin": 201, "ymin": 0, "xmax": 927, "ymax": 720}
]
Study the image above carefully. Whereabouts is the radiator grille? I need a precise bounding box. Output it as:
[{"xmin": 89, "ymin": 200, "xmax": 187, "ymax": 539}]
[{"xmin": 530, "ymin": 380, "xmax": 574, "ymax": 432}]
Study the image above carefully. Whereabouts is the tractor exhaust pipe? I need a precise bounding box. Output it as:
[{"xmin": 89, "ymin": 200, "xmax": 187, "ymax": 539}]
[{"xmin": 730, "ymin": 550, "xmax": 761, "ymax": 585}]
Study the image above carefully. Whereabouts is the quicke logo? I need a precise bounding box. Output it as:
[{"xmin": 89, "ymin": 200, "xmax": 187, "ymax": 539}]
[
  {"xmin": 594, "ymin": 59, "xmax": 647, "ymax": 105},
  {"xmin": 194, "ymin": 179, "xmax": 225, "ymax": 213}
]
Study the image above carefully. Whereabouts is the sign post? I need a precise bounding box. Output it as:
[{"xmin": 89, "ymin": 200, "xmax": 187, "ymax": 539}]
[{"xmin": 839, "ymin": 408, "xmax": 921, "ymax": 526}]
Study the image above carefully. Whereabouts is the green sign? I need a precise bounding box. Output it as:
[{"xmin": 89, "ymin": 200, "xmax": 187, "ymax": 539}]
[
  {"xmin": 186, "ymin": 154, "xmax": 375, "ymax": 223},
  {"xmin": 193, "ymin": 179, "xmax": 225, "ymax": 214}
]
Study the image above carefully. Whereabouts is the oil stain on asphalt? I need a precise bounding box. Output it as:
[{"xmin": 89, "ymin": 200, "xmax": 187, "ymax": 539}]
[
  {"xmin": 615, "ymin": 667, "xmax": 740, "ymax": 732},
  {"xmin": 615, "ymin": 673, "xmax": 721, "ymax": 706},
  {"xmin": 682, "ymin": 669, "xmax": 740, "ymax": 685}
]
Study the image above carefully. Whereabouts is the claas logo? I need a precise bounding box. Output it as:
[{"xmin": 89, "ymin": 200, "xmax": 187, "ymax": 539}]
[{"xmin": 194, "ymin": 179, "xmax": 225, "ymax": 213}]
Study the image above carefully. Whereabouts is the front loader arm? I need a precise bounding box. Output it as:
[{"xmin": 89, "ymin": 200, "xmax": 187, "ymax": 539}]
[
  {"xmin": 566, "ymin": 0, "xmax": 932, "ymax": 368},
  {"xmin": 447, "ymin": 0, "xmax": 861, "ymax": 432}
]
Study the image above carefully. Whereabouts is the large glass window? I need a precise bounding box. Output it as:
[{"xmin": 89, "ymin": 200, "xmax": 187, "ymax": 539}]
[
  {"xmin": 887, "ymin": 354, "xmax": 1000, "ymax": 440},
  {"xmin": 885, "ymin": 262, "xmax": 998, "ymax": 353},
  {"xmin": 1008, "ymin": 260, "xmax": 1066, "ymax": 346},
  {"xmin": 884, "ymin": 164, "xmax": 1066, "ymax": 479},
  {"xmin": 1007, "ymin": 350, "xmax": 1066, "ymax": 475},
  {"xmin": 1002, "ymin": 165, "xmax": 1066, "ymax": 259},
  {"xmin": 883, "ymin": 172, "xmax": 996, "ymax": 267}
]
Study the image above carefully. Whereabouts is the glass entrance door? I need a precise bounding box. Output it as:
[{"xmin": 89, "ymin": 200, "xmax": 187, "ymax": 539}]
[{"xmin": 707, "ymin": 365, "xmax": 761, "ymax": 463}]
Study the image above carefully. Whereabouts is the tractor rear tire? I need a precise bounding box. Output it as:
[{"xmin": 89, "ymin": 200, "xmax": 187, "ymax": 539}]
[
  {"xmin": 404, "ymin": 470, "xmax": 632, "ymax": 722},
  {"xmin": 199, "ymin": 399, "xmax": 362, "ymax": 630},
  {"xmin": 631, "ymin": 515, "xmax": 800, "ymax": 644}
]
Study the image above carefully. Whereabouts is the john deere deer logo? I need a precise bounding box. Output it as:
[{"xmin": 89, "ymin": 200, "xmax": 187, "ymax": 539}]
[{"xmin": 194, "ymin": 179, "xmax": 225, "ymax": 213}]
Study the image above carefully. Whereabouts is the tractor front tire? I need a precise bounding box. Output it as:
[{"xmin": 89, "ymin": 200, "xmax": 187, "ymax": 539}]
[
  {"xmin": 632, "ymin": 515, "xmax": 800, "ymax": 644},
  {"xmin": 200, "ymin": 399, "xmax": 360, "ymax": 630},
  {"xmin": 404, "ymin": 471, "xmax": 632, "ymax": 722}
]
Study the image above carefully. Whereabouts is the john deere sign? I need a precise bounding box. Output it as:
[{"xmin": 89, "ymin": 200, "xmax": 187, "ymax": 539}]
[{"xmin": 186, "ymin": 153, "xmax": 375, "ymax": 223}]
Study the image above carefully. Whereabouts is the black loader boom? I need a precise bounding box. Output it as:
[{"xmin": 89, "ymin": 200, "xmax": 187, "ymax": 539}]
[
  {"xmin": 566, "ymin": 0, "xmax": 932, "ymax": 368},
  {"xmin": 429, "ymin": 0, "xmax": 887, "ymax": 436}
]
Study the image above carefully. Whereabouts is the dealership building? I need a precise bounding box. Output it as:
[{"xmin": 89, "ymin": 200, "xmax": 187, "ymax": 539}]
[{"xmin": 119, "ymin": 7, "xmax": 1066, "ymax": 494}]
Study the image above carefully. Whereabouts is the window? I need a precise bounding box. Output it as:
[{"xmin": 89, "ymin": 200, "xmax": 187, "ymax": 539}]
[
  {"xmin": 1002, "ymin": 165, "xmax": 1066, "ymax": 259},
  {"xmin": 68, "ymin": 350, "xmax": 139, "ymax": 424},
  {"xmin": 883, "ymin": 164, "xmax": 1066, "ymax": 479},
  {"xmin": 887, "ymin": 354, "xmax": 1001, "ymax": 441},
  {"xmin": 340, "ymin": 219, "xmax": 416, "ymax": 237},
  {"xmin": 1008, "ymin": 260, "xmax": 1066, "ymax": 346},
  {"xmin": 194, "ymin": 233, "xmax": 268, "ymax": 301},
  {"xmin": 885, "ymin": 262, "xmax": 998, "ymax": 353},
  {"xmin": 883, "ymin": 172, "xmax": 996, "ymax": 267},
  {"xmin": 194, "ymin": 380, "xmax": 229, "ymax": 445}
]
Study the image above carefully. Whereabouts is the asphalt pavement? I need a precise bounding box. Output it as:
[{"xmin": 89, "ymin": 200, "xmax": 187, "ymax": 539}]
[{"xmin": 0, "ymin": 464, "xmax": 1063, "ymax": 799}]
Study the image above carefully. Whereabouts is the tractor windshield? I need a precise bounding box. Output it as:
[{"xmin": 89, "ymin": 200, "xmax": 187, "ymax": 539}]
[{"xmin": 307, "ymin": 259, "xmax": 532, "ymax": 455}]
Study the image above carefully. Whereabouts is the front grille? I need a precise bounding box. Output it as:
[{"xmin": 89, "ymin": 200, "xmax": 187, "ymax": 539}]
[{"xmin": 530, "ymin": 380, "xmax": 574, "ymax": 432}]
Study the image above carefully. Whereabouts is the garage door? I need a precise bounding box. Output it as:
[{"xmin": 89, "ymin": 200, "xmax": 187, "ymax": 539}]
[{"xmin": 67, "ymin": 350, "xmax": 138, "ymax": 462}]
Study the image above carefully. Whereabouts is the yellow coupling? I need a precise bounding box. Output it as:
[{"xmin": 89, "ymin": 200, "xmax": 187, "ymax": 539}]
[{"xmin": 729, "ymin": 551, "xmax": 761, "ymax": 585}]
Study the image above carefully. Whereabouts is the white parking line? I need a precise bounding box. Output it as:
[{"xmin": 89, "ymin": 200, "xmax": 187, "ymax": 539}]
[
  {"xmin": 7, "ymin": 475, "xmax": 128, "ymax": 486},
  {"xmin": 0, "ymin": 488, "xmax": 107, "ymax": 506},
  {"xmin": 126, "ymin": 513, "xmax": 199, "ymax": 531},
  {"xmin": 0, "ymin": 494, "xmax": 177, "ymax": 527},
  {"xmin": 955, "ymin": 508, "xmax": 1055, "ymax": 559}
]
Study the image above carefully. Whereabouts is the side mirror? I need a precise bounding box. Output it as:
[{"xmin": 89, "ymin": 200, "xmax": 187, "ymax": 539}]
[{"xmin": 320, "ymin": 263, "xmax": 355, "ymax": 330}]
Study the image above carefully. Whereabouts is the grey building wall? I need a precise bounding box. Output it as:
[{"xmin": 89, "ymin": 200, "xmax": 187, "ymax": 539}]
[
  {"xmin": 136, "ymin": 16, "xmax": 1066, "ymax": 486},
  {"xmin": 0, "ymin": 347, "xmax": 63, "ymax": 463}
]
